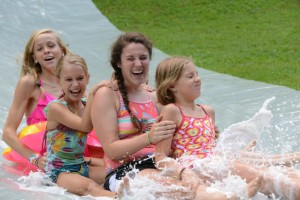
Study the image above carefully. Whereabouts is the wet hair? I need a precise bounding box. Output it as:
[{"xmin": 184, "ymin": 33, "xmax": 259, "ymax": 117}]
[
  {"xmin": 110, "ymin": 32, "xmax": 153, "ymax": 131},
  {"xmin": 21, "ymin": 28, "xmax": 70, "ymax": 86},
  {"xmin": 156, "ymin": 56, "xmax": 193, "ymax": 105},
  {"xmin": 56, "ymin": 53, "xmax": 89, "ymax": 99}
]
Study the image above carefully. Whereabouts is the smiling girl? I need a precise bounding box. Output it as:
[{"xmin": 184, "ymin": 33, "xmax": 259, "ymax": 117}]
[{"xmin": 44, "ymin": 53, "xmax": 122, "ymax": 198}]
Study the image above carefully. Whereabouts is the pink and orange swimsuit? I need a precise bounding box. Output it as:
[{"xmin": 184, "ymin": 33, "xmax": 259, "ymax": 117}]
[{"xmin": 104, "ymin": 90, "xmax": 158, "ymax": 173}]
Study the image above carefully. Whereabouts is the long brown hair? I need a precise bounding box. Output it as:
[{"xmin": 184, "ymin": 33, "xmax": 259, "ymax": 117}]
[{"xmin": 110, "ymin": 32, "xmax": 153, "ymax": 131}]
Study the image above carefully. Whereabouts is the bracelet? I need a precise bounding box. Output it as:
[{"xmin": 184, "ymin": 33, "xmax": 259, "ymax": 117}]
[
  {"xmin": 35, "ymin": 155, "xmax": 42, "ymax": 167},
  {"xmin": 178, "ymin": 167, "xmax": 186, "ymax": 180},
  {"xmin": 146, "ymin": 131, "xmax": 152, "ymax": 145},
  {"xmin": 29, "ymin": 153, "xmax": 41, "ymax": 166}
]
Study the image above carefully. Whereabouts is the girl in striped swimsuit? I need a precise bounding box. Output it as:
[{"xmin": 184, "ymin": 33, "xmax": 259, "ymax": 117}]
[{"xmin": 91, "ymin": 32, "xmax": 176, "ymax": 193}]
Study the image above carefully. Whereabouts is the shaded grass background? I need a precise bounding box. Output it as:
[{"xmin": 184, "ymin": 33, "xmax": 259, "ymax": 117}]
[{"xmin": 92, "ymin": 0, "xmax": 300, "ymax": 90}]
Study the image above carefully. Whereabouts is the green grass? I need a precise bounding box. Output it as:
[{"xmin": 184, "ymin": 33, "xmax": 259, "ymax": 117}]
[{"xmin": 92, "ymin": 0, "xmax": 300, "ymax": 90}]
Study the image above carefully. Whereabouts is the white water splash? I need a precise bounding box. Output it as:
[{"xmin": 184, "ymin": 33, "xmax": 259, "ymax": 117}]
[
  {"xmin": 215, "ymin": 97, "xmax": 275, "ymax": 157},
  {"xmin": 5, "ymin": 97, "xmax": 300, "ymax": 200},
  {"xmin": 18, "ymin": 171, "xmax": 67, "ymax": 195}
]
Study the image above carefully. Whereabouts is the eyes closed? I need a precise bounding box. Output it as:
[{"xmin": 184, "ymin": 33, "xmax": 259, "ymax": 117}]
[
  {"xmin": 35, "ymin": 42, "xmax": 57, "ymax": 52},
  {"xmin": 64, "ymin": 75, "xmax": 86, "ymax": 82}
]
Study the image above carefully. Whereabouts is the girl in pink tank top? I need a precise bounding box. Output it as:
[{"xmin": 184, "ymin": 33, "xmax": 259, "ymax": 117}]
[
  {"xmin": 26, "ymin": 80, "xmax": 55, "ymax": 125},
  {"xmin": 2, "ymin": 29, "xmax": 70, "ymax": 172}
]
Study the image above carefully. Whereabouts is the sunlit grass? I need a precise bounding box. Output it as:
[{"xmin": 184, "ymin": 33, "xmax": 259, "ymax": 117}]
[{"xmin": 93, "ymin": 0, "xmax": 300, "ymax": 90}]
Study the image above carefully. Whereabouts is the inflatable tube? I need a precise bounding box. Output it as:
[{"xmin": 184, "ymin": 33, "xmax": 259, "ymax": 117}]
[
  {"xmin": 2, "ymin": 121, "xmax": 47, "ymax": 163},
  {"xmin": 86, "ymin": 130, "xmax": 104, "ymax": 158},
  {"xmin": 2, "ymin": 122, "xmax": 104, "ymax": 165}
]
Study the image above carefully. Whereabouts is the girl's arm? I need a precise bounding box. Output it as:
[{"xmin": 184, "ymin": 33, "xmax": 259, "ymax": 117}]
[
  {"xmin": 203, "ymin": 105, "xmax": 220, "ymax": 138},
  {"xmin": 203, "ymin": 105, "xmax": 216, "ymax": 123},
  {"xmin": 47, "ymin": 82, "xmax": 108, "ymax": 132},
  {"xmin": 156, "ymin": 104, "xmax": 200, "ymax": 191},
  {"xmin": 2, "ymin": 75, "xmax": 38, "ymax": 160},
  {"xmin": 155, "ymin": 104, "xmax": 184, "ymax": 178},
  {"xmin": 91, "ymin": 87, "xmax": 175, "ymax": 160}
]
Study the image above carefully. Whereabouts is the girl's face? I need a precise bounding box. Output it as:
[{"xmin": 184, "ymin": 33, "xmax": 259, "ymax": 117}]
[
  {"xmin": 32, "ymin": 33, "xmax": 63, "ymax": 73},
  {"xmin": 119, "ymin": 42, "xmax": 150, "ymax": 87},
  {"xmin": 173, "ymin": 62, "xmax": 201, "ymax": 102},
  {"xmin": 58, "ymin": 63, "xmax": 89, "ymax": 102}
]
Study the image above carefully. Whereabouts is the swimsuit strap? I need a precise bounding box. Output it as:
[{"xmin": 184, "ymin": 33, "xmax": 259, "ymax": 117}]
[
  {"xmin": 174, "ymin": 104, "xmax": 185, "ymax": 117},
  {"xmin": 196, "ymin": 104, "xmax": 208, "ymax": 116},
  {"xmin": 43, "ymin": 98, "xmax": 87, "ymax": 149},
  {"xmin": 116, "ymin": 90, "xmax": 125, "ymax": 114},
  {"xmin": 174, "ymin": 104, "xmax": 208, "ymax": 117},
  {"xmin": 116, "ymin": 89, "xmax": 152, "ymax": 111}
]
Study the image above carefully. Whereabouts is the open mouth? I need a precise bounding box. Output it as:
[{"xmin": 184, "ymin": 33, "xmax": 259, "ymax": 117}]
[
  {"xmin": 132, "ymin": 70, "xmax": 143, "ymax": 76},
  {"xmin": 70, "ymin": 89, "xmax": 81, "ymax": 96},
  {"xmin": 44, "ymin": 56, "xmax": 54, "ymax": 61}
]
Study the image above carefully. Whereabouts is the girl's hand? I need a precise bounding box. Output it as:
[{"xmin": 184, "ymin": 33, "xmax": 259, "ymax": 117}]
[
  {"xmin": 180, "ymin": 168, "xmax": 199, "ymax": 193},
  {"xmin": 36, "ymin": 153, "xmax": 47, "ymax": 170},
  {"xmin": 89, "ymin": 80, "xmax": 118, "ymax": 96},
  {"xmin": 142, "ymin": 84, "xmax": 155, "ymax": 92},
  {"xmin": 148, "ymin": 116, "xmax": 176, "ymax": 144}
]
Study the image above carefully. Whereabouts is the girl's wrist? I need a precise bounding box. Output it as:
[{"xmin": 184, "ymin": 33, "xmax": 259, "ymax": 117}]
[
  {"xmin": 171, "ymin": 167, "xmax": 186, "ymax": 180},
  {"xmin": 146, "ymin": 131, "xmax": 152, "ymax": 145},
  {"xmin": 29, "ymin": 153, "xmax": 41, "ymax": 166},
  {"xmin": 178, "ymin": 167, "xmax": 186, "ymax": 180}
]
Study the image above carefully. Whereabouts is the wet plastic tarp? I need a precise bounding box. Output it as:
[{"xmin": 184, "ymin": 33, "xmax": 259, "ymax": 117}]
[{"xmin": 0, "ymin": 1, "xmax": 299, "ymax": 199}]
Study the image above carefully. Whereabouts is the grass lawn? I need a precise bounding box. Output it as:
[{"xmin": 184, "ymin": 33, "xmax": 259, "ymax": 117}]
[{"xmin": 92, "ymin": 0, "xmax": 300, "ymax": 90}]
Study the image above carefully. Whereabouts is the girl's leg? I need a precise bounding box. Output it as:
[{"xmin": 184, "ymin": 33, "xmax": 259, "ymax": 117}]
[
  {"xmin": 262, "ymin": 167, "xmax": 300, "ymax": 200},
  {"xmin": 85, "ymin": 157, "xmax": 106, "ymax": 184},
  {"xmin": 240, "ymin": 151, "xmax": 300, "ymax": 167},
  {"xmin": 139, "ymin": 168, "xmax": 195, "ymax": 199},
  {"xmin": 140, "ymin": 168, "xmax": 261, "ymax": 199},
  {"xmin": 247, "ymin": 176, "xmax": 263, "ymax": 197},
  {"xmin": 193, "ymin": 172, "xmax": 262, "ymax": 200},
  {"xmin": 232, "ymin": 161, "xmax": 300, "ymax": 199},
  {"xmin": 88, "ymin": 165, "xmax": 106, "ymax": 185},
  {"xmin": 117, "ymin": 176, "xmax": 131, "ymax": 199},
  {"xmin": 195, "ymin": 185, "xmax": 239, "ymax": 200},
  {"xmin": 85, "ymin": 157, "xmax": 104, "ymax": 166},
  {"xmin": 56, "ymin": 172, "xmax": 115, "ymax": 197}
]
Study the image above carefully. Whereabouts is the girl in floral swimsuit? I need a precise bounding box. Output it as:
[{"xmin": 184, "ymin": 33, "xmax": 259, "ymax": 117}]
[
  {"xmin": 44, "ymin": 53, "xmax": 125, "ymax": 198},
  {"xmin": 155, "ymin": 56, "xmax": 300, "ymax": 200}
]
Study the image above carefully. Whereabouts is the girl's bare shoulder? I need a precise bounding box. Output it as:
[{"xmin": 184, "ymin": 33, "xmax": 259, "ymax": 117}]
[
  {"xmin": 202, "ymin": 104, "xmax": 215, "ymax": 116},
  {"xmin": 19, "ymin": 74, "xmax": 36, "ymax": 89},
  {"xmin": 161, "ymin": 103, "xmax": 180, "ymax": 116},
  {"xmin": 16, "ymin": 74, "xmax": 38, "ymax": 98}
]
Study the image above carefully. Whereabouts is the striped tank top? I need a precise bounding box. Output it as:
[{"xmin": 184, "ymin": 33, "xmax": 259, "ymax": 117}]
[{"xmin": 104, "ymin": 90, "xmax": 158, "ymax": 172}]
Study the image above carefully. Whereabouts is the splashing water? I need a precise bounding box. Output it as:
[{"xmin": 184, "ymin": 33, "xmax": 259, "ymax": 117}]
[
  {"xmin": 215, "ymin": 97, "xmax": 275, "ymax": 157},
  {"xmin": 3, "ymin": 97, "xmax": 300, "ymax": 200}
]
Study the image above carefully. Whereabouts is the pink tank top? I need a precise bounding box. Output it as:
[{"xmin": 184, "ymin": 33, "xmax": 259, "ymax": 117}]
[
  {"xmin": 171, "ymin": 104, "xmax": 216, "ymax": 159},
  {"xmin": 104, "ymin": 90, "xmax": 158, "ymax": 173},
  {"xmin": 26, "ymin": 80, "xmax": 55, "ymax": 125}
]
